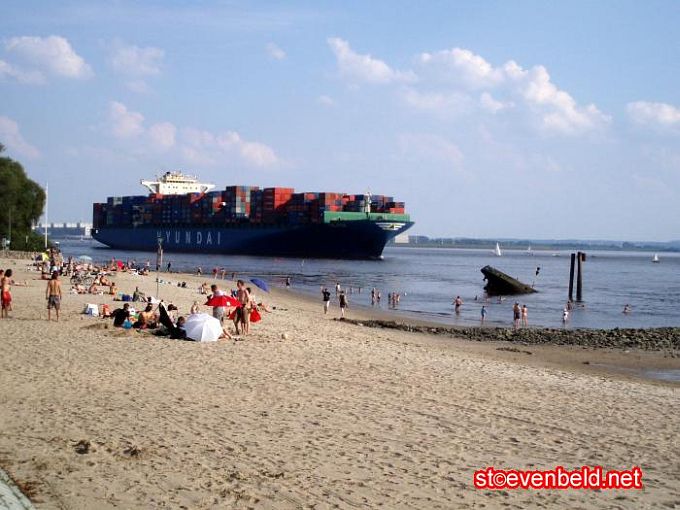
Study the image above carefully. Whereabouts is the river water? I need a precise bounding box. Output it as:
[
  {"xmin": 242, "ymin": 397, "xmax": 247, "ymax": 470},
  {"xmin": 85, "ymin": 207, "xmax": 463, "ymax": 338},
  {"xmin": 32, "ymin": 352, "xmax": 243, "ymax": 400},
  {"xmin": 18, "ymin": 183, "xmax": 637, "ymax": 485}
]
[{"xmin": 57, "ymin": 240, "xmax": 680, "ymax": 330}]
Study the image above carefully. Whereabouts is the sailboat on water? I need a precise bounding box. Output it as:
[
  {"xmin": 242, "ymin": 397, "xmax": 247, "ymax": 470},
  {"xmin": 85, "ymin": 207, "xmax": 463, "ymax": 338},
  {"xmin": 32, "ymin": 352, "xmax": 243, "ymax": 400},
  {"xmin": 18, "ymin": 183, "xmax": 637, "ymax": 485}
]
[
  {"xmin": 652, "ymin": 253, "xmax": 660, "ymax": 263},
  {"xmin": 494, "ymin": 242, "xmax": 502, "ymax": 257}
]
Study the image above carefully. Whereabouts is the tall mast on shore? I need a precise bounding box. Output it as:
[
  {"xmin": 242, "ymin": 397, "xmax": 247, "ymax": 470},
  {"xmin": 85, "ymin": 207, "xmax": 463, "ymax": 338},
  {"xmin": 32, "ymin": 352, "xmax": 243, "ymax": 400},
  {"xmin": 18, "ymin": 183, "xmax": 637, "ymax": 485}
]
[{"xmin": 44, "ymin": 182, "xmax": 48, "ymax": 249}]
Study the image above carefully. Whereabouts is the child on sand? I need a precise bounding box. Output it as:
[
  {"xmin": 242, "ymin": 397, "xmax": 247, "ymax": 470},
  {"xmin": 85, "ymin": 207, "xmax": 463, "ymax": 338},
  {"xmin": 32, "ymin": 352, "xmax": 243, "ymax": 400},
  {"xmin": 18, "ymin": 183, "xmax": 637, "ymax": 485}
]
[
  {"xmin": 338, "ymin": 290, "xmax": 348, "ymax": 318},
  {"xmin": 46, "ymin": 271, "xmax": 62, "ymax": 321}
]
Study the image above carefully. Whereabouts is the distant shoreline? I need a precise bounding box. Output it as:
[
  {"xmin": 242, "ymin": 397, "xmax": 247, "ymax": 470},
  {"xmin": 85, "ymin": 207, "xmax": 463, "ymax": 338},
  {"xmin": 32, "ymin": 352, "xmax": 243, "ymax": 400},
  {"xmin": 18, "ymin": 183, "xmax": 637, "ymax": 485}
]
[{"xmin": 388, "ymin": 242, "xmax": 680, "ymax": 253}]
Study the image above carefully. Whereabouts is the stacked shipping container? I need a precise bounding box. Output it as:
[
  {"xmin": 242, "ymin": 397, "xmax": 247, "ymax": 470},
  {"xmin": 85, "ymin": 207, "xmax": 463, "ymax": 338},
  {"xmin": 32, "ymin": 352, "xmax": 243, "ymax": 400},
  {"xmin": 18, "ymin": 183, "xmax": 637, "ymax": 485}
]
[{"xmin": 93, "ymin": 186, "xmax": 407, "ymax": 228}]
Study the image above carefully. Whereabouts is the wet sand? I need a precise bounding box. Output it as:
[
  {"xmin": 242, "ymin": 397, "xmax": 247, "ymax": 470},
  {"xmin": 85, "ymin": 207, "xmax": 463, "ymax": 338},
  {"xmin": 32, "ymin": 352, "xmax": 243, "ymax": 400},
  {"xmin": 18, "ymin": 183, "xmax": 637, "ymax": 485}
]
[{"xmin": 0, "ymin": 257, "xmax": 679, "ymax": 509}]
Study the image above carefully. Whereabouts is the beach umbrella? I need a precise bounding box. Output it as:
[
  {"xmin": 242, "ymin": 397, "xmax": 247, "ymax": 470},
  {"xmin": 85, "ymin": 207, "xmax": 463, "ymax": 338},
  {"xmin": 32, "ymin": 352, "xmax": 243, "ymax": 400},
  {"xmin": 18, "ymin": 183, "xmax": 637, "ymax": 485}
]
[
  {"xmin": 205, "ymin": 294, "xmax": 239, "ymax": 307},
  {"xmin": 250, "ymin": 278, "xmax": 270, "ymax": 293},
  {"xmin": 183, "ymin": 313, "xmax": 222, "ymax": 342}
]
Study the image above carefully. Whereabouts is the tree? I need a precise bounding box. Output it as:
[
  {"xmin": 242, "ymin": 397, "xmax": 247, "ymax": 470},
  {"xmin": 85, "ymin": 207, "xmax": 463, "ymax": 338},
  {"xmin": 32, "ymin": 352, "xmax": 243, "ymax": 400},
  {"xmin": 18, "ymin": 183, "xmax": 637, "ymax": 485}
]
[{"xmin": 0, "ymin": 143, "xmax": 46, "ymax": 250}]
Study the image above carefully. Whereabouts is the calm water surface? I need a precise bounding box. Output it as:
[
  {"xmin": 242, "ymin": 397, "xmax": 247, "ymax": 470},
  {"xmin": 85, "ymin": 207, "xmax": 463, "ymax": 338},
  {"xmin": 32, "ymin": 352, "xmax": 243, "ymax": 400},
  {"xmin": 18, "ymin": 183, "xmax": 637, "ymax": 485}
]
[{"xmin": 58, "ymin": 240, "xmax": 680, "ymax": 329}]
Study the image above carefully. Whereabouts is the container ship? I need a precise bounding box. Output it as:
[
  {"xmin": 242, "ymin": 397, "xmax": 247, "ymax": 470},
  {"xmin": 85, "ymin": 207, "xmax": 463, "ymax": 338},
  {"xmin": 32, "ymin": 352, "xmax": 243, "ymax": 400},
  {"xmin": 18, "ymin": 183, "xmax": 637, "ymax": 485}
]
[{"xmin": 92, "ymin": 171, "xmax": 414, "ymax": 259}]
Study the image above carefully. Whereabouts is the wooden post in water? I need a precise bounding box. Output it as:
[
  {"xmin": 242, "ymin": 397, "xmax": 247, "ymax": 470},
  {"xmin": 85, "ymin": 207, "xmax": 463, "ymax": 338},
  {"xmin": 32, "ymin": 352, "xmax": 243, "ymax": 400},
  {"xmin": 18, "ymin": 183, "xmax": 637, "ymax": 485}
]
[
  {"xmin": 568, "ymin": 253, "xmax": 576, "ymax": 301},
  {"xmin": 576, "ymin": 251, "xmax": 585, "ymax": 302}
]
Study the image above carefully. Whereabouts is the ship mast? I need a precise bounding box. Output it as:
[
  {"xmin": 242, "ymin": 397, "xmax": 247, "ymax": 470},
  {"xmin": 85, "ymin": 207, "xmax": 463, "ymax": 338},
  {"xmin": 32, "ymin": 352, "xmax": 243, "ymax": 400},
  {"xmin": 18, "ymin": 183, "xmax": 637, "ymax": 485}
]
[{"xmin": 44, "ymin": 181, "xmax": 48, "ymax": 249}]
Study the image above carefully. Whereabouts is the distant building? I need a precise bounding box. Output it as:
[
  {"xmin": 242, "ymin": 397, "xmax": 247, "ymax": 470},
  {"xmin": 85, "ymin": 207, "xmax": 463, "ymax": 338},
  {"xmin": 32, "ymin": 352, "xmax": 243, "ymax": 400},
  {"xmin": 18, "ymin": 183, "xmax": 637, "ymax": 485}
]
[
  {"xmin": 409, "ymin": 235, "xmax": 429, "ymax": 244},
  {"xmin": 393, "ymin": 233, "xmax": 410, "ymax": 244},
  {"xmin": 34, "ymin": 222, "xmax": 92, "ymax": 239}
]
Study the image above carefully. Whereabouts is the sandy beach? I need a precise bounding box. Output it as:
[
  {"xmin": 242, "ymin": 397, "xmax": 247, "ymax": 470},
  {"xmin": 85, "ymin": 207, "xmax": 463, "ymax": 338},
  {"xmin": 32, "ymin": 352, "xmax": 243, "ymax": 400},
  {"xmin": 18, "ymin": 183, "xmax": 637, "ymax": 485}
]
[{"xmin": 1, "ymin": 257, "xmax": 679, "ymax": 509}]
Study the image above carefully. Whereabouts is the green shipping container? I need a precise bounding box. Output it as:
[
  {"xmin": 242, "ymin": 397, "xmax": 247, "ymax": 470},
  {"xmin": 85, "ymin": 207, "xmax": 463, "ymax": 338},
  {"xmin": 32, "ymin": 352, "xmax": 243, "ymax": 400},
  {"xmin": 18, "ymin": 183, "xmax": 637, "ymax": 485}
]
[{"xmin": 323, "ymin": 211, "xmax": 410, "ymax": 223}]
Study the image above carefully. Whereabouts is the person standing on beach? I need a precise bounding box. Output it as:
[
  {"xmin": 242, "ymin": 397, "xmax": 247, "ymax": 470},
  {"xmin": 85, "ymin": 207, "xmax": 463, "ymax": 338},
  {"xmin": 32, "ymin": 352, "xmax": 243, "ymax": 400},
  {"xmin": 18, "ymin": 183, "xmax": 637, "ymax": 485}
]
[
  {"xmin": 46, "ymin": 271, "xmax": 62, "ymax": 321},
  {"xmin": 562, "ymin": 307, "xmax": 569, "ymax": 324},
  {"xmin": 286, "ymin": 277, "xmax": 291, "ymax": 288},
  {"xmin": 322, "ymin": 287, "xmax": 331, "ymax": 314},
  {"xmin": 480, "ymin": 305, "xmax": 487, "ymax": 324},
  {"xmin": 235, "ymin": 280, "xmax": 251, "ymax": 335},
  {"xmin": 338, "ymin": 290, "xmax": 348, "ymax": 318},
  {"xmin": 513, "ymin": 302, "xmax": 521, "ymax": 330},
  {"xmin": 371, "ymin": 288, "xmax": 376, "ymax": 306},
  {"xmin": 166, "ymin": 261, "xmax": 172, "ymax": 273},
  {"xmin": 1, "ymin": 269, "xmax": 14, "ymax": 318},
  {"xmin": 335, "ymin": 282, "xmax": 341, "ymax": 296},
  {"xmin": 210, "ymin": 284, "xmax": 226, "ymax": 323}
]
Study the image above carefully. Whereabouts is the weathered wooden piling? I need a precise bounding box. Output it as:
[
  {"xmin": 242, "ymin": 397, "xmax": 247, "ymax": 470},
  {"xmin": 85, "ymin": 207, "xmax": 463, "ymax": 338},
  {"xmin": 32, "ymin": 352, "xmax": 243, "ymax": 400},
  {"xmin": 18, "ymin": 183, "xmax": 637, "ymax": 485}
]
[
  {"xmin": 576, "ymin": 251, "xmax": 585, "ymax": 302},
  {"xmin": 568, "ymin": 253, "xmax": 576, "ymax": 301}
]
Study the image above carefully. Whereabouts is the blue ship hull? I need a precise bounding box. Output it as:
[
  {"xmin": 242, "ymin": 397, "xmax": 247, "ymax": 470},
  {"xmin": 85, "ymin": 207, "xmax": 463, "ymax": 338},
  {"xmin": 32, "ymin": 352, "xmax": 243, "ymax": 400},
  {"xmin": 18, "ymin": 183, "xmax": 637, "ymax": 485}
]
[{"xmin": 92, "ymin": 220, "xmax": 414, "ymax": 259}]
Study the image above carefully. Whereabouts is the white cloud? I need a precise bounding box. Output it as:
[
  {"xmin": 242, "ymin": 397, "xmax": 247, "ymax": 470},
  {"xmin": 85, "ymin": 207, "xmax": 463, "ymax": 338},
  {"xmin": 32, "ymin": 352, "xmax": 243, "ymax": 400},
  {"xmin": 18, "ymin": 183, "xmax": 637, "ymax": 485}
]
[
  {"xmin": 266, "ymin": 43, "xmax": 286, "ymax": 60},
  {"xmin": 215, "ymin": 131, "xmax": 279, "ymax": 167},
  {"xmin": 5, "ymin": 36, "xmax": 92, "ymax": 79},
  {"xmin": 179, "ymin": 128, "xmax": 279, "ymax": 167},
  {"xmin": 626, "ymin": 101, "xmax": 680, "ymax": 130},
  {"xmin": 0, "ymin": 59, "xmax": 45, "ymax": 84},
  {"xmin": 0, "ymin": 115, "xmax": 40, "ymax": 159},
  {"xmin": 107, "ymin": 102, "xmax": 279, "ymax": 166},
  {"xmin": 110, "ymin": 43, "xmax": 164, "ymax": 76},
  {"xmin": 317, "ymin": 95, "xmax": 335, "ymax": 106},
  {"xmin": 518, "ymin": 64, "xmax": 608, "ymax": 135},
  {"xmin": 401, "ymin": 88, "xmax": 472, "ymax": 115},
  {"xmin": 327, "ymin": 37, "xmax": 416, "ymax": 84},
  {"xmin": 149, "ymin": 122, "xmax": 176, "ymax": 150},
  {"xmin": 480, "ymin": 92, "xmax": 512, "ymax": 113},
  {"xmin": 109, "ymin": 101, "xmax": 145, "ymax": 138},
  {"xmin": 420, "ymin": 48, "xmax": 503, "ymax": 88},
  {"xmin": 416, "ymin": 47, "xmax": 609, "ymax": 135},
  {"xmin": 398, "ymin": 133, "xmax": 463, "ymax": 167},
  {"xmin": 125, "ymin": 80, "xmax": 151, "ymax": 94}
]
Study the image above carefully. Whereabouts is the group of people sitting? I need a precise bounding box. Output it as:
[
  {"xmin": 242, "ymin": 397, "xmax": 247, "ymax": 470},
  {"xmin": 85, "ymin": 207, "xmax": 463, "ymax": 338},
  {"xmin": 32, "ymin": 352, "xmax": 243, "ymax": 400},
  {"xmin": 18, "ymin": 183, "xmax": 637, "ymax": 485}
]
[
  {"xmin": 71, "ymin": 273, "xmax": 118, "ymax": 295},
  {"xmin": 106, "ymin": 279, "xmax": 269, "ymax": 341}
]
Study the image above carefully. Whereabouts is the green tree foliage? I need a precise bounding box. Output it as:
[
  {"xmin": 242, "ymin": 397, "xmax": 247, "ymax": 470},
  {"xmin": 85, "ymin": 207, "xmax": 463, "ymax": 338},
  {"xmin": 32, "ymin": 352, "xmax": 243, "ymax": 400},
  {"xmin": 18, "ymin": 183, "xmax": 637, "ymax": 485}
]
[{"xmin": 0, "ymin": 144, "xmax": 47, "ymax": 250}]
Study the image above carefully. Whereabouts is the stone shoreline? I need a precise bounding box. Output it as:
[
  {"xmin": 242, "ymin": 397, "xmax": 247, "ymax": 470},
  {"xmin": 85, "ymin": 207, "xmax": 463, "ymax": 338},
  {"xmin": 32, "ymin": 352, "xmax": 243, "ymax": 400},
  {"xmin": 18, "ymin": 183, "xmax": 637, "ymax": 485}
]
[{"xmin": 338, "ymin": 318, "xmax": 680, "ymax": 352}]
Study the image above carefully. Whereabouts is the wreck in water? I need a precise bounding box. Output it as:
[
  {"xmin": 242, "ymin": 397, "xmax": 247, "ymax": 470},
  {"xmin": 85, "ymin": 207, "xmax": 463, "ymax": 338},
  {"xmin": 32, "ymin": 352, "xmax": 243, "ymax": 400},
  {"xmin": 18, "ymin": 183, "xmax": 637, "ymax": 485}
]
[{"xmin": 481, "ymin": 265, "xmax": 537, "ymax": 295}]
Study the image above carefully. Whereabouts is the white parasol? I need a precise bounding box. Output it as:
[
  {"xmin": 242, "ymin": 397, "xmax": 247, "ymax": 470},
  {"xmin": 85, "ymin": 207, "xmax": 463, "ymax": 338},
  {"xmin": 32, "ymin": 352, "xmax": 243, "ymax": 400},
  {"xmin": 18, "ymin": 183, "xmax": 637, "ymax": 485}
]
[{"xmin": 183, "ymin": 313, "xmax": 222, "ymax": 342}]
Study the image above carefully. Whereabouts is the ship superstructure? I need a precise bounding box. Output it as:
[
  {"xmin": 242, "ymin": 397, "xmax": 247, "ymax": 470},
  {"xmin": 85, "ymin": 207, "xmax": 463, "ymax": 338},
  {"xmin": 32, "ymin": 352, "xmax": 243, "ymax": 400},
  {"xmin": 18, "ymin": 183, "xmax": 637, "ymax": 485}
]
[{"xmin": 140, "ymin": 171, "xmax": 216, "ymax": 195}]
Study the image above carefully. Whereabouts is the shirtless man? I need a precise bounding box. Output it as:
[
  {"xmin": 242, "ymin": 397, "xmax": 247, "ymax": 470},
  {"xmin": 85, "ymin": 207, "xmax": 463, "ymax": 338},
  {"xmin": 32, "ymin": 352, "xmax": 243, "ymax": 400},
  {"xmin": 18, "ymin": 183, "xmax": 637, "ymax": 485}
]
[
  {"xmin": 235, "ymin": 280, "xmax": 251, "ymax": 335},
  {"xmin": 453, "ymin": 295, "xmax": 463, "ymax": 314},
  {"xmin": 46, "ymin": 271, "xmax": 63, "ymax": 321},
  {"xmin": 1, "ymin": 269, "xmax": 13, "ymax": 318}
]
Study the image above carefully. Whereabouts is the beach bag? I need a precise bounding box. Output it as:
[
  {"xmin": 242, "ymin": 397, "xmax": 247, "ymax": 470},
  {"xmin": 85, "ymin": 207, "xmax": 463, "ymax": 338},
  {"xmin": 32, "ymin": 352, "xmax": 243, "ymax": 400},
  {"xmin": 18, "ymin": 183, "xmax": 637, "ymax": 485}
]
[
  {"xmin": 122, "ymin": 294, "xmax": 132, "ymax": 302},
  {"xmin": 84, "ymin": 304, "xmax": 99, "ymax": 317}
]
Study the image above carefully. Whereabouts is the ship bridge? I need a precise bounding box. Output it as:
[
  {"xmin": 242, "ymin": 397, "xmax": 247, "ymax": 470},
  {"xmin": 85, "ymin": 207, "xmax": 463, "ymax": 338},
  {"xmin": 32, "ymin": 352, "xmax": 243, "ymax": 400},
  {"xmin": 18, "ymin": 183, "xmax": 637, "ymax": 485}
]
[{"xmin": 141, "ymin": 171, "xmax": 216, "ymax": 195}]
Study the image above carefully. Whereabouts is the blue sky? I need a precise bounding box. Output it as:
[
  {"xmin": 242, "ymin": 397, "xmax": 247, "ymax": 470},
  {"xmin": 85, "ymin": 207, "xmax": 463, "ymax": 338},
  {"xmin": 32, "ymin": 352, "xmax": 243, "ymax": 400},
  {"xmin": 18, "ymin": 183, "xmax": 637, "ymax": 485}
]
[{"xmin": 1, "ymin": 0, "xmax": 679, "ymax": 240}]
